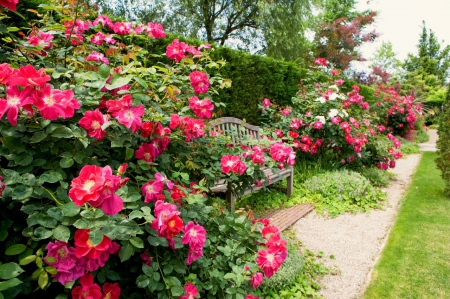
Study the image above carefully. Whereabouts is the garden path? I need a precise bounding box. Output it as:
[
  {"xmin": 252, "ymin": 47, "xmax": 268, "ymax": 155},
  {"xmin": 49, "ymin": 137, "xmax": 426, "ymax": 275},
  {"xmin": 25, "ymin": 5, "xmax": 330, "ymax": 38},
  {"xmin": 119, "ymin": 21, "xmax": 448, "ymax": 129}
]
[
  {"xmin": 419, "ymin": 129, "xmax": 438, "ymax": 151},
  {"xmin": 291, "ymin": 145, "xmax": 429, "ymax": 298}
]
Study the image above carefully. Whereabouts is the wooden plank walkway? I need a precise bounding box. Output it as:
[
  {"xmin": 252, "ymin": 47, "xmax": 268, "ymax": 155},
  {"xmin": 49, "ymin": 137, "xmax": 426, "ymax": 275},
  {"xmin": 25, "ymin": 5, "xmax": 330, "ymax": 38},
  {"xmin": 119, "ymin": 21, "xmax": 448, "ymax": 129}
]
[{"xmin": 260, "ymin": 203, "xmax": 314, "ymax": 232}]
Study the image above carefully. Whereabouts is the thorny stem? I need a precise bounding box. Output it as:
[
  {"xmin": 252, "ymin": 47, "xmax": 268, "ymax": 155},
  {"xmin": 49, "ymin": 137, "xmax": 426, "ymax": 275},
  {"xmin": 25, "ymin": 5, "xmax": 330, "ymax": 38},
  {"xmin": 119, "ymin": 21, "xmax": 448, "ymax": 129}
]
[{"xmin": 40, "ymin": 186, "xmax": 63, "ymax": 206}]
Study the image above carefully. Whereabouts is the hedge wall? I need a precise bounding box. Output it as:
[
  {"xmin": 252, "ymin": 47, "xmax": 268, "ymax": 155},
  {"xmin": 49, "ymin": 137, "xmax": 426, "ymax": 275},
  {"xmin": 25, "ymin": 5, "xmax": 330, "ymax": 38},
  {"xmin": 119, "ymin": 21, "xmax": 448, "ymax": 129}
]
[{"xmin": 209, "ymin": 48, "xmax": 308, "ymax": 124}]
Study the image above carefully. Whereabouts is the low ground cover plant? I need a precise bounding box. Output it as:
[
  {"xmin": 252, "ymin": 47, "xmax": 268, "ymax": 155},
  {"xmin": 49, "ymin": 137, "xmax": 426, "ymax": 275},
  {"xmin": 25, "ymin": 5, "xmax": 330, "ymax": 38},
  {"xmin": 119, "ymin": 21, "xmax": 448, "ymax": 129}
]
[{"xmin": 301, "ymin": 170, "xmax": 386, "ymax": 217}]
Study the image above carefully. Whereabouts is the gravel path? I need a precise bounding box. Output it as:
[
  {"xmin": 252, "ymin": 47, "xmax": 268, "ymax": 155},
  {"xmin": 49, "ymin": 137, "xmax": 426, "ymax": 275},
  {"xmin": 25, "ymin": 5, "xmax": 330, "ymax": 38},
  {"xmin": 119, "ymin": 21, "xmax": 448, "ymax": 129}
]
[{"xmin": 291, "ymin": 145, "xmax": 427, "ymax": 298}]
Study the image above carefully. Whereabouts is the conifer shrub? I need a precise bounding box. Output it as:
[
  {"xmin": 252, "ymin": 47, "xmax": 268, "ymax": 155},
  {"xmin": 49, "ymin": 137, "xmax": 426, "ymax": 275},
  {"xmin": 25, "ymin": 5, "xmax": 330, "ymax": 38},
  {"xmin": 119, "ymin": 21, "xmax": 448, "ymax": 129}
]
[{"xmin": 436, "ymin": 86, "xmax": 450, "ymax": 195}]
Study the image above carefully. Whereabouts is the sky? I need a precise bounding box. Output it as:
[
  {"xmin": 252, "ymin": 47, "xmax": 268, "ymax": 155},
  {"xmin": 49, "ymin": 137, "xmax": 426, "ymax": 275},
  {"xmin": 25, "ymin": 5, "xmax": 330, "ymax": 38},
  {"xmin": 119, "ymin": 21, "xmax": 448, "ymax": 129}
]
[{"xmin": 355, "ymin": 0, "xmax": 450, "ymax": 64}]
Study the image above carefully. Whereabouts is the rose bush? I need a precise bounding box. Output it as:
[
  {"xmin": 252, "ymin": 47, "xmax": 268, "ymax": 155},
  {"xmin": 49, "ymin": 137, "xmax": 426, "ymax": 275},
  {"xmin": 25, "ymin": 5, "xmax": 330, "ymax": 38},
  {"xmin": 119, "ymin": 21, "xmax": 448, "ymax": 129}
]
[
  {"xmin": 0, "ymin": 1, "xmax": 287, "ymax": 298},
  {"xmin": 260, "ymin": 61, "xmax": 405, "ymax": 170}
]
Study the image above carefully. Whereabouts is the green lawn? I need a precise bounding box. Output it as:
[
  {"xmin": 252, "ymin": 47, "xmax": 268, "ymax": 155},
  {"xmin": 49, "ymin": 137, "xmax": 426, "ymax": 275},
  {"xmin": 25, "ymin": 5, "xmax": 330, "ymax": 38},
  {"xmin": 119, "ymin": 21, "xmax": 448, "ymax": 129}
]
[{"xmin": 363, "ymin": 152, "xmax": 450, "ymax": 299}]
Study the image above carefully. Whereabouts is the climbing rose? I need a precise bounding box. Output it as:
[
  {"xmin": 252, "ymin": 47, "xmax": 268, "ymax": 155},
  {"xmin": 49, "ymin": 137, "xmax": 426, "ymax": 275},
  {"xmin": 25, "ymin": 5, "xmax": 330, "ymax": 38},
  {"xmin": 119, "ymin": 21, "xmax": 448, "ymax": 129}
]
[
  {"xmin": 44, "ymin": 241, "xmax": 86, "ymax": 285},
  {"xmin": 78, "ymin": 109, "xmax": 108, "ymax": 140},
  {"xmin": 244, "ymin": 295, "xmax": 260, "ymax": 299},
  {"xmin": 146, "ymin": 22, "xmax": 166, "ymax": 38},
  {"xmin": 142, "ymin": 180, "xmax": 165, "ymax": 203},
  {"xmin": 188, "ymin": 96, "xmax": 214, "ymax": 118},
  {"xmin": 256, "ymin": 246, "xmax": 285, "ymax": 277},
  {"xmin": 74, "ymin": 229, "xmax": 112, "ymax": 259},
  {"xmin": 166, "ymin": 39, "xmax": 188, "ymax": 62},
  {"xmin": 221, "ymin": 155, "xmax": 247, "ymax": 175},
  {"xmin": 33, "ymin": 85, "xmax": 81, "ymax": 120},
  {"xmin": 250, "ymin": 272, "xmax": 264, "ymax": 289},
  {"xmin": 262, "ymin": 98, "xmax": 271, "ymax": 107},
  {"xmin": 180, "ymin": 282, "xmax": 199, "ymax": 299},
  {"xmin": 102, "ymin": 282, "xmax": 121, "ymax": 299},
  {"xmin": 189, "ymin": 71, "xmax": 210, "ymax": 94},
  {"xmin": 8, "ymin": 65, "xmax": 50, "ymax": 88},
  {"xmin": 0, "ymin": 86, "xmax": 32, "ymax": 126},
  {"xmin": 71, "ymin": 274, "xmax": 102, "ymax": 299},
  {"xmin": 314, "ymin": 58, "xmax": 328, "ymax": 66},
  {"xmin": 0, "ymin": 0, "xmax": 18, "ymax": 11},
  {"xmin": 69, "ymin": 165, "xmax": 106, "ymax": 206},
  {"xmin": 150, "ymin": 201, "xmax": 183, "ymax": 240}
]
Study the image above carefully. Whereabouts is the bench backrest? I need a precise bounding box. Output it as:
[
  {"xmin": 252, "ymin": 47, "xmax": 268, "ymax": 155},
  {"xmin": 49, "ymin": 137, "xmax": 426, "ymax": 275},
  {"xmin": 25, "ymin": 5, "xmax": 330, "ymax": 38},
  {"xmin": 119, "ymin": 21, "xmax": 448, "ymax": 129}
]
[{"xmin": 209, "ymin": 117, "xmax": 260, "ymax": 142}]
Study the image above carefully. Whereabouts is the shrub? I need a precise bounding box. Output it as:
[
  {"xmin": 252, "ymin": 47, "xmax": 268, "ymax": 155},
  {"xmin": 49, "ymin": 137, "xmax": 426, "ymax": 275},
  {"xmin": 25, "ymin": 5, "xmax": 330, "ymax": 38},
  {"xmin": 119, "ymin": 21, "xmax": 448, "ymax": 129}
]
[
  {"xmin": 302, "ymin": 170, "xmax": 387, "ymax": 217},
  {"xmin": 0, "ymin": 2, "xmax": 290, "ymax": 298},
  {"xmin": 358, "ymin": 167, "xmax": 392, "ymax": 187},
  {"xmin": 260, "ymin": 62, "xmax": 404, "ymax": 170},
  {"xmin": 436, "ymin": 85, "xmax": 450, "ymax": 195}
]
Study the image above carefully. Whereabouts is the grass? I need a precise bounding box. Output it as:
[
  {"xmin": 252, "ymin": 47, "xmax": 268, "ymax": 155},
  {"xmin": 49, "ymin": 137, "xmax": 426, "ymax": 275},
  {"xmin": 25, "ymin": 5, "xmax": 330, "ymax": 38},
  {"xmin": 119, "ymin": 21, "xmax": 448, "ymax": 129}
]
[{"xmin": 363, "ymin": 152, "xmax": 450, "ymax": 299}]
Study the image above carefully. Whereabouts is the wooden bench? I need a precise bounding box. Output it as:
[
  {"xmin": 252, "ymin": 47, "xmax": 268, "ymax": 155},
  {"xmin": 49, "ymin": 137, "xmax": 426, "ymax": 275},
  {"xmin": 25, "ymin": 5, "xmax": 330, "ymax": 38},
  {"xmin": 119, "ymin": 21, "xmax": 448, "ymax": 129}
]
[{"xmin": 208, "ymin": 117, "xmax": 294, "ymax": 211}]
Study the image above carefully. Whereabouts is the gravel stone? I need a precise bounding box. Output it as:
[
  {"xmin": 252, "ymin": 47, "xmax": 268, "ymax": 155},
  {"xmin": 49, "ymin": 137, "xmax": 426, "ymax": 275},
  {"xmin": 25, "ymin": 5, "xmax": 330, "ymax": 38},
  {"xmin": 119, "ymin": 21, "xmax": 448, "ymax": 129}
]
[{"xmin": 292, "ymin": 153, "xmax": 422, "ymax": 299}]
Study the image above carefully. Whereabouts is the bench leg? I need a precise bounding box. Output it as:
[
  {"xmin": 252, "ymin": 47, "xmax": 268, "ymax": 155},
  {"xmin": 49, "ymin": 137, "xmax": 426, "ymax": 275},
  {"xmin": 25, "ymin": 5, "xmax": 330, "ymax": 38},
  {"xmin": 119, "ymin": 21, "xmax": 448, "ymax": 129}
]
[
  {"xmin": 225, "ymin": 184, "xmax": 235, "ymax": 212},
  {"xmin": 286, "ymin": 170, "xmax": 294, "ymax": 197}
]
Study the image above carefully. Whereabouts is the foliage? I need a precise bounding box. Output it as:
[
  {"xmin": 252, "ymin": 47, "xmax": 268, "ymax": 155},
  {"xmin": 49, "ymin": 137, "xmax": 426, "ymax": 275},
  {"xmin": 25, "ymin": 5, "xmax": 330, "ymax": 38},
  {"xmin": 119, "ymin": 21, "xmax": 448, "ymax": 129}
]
[
  {"xmin": 399, "ymin": 138, "xmax": 420, "ymax": 155},
  {"xmin": 436, "ymin": 84, "xmax": 450, "ymax": 195},
  {"xmin": 93, "ymin": 0, "xmax": 322, "ymax": 64},
  {"xmin": 0, "ymin": 1, "xmax": 291, "ymax": 298},
  {"xmin": 414, "ymin": 128, "xmax": 429, "ymax": 144},
  {"xmin": 370, "ymin": 41, "xmax": 403, "ymax": 80},
  {"xmin": 260, "ymin": 63, "xmax": 404, "ymax": 170},
  {"xmin": 403, "ymin": 21, "xmax": 450, "ymax": 86},
  {"xmin": 209, "ymin": 48, "xmax": 308, "ymax": 124},
  {"xmin": 370, "ymin": 85, "xmax": 421, "ymax": 136},
  {"xmin": 313, "ymin": 0, "xmax": 378, "ymax": 70},
  {"xmin": 358, "ymin": 167, "xmax": 392, "ymax": 187},
  {"xmin": 302, "ymin": 169, "xmax": 387, "ymax": 217}
]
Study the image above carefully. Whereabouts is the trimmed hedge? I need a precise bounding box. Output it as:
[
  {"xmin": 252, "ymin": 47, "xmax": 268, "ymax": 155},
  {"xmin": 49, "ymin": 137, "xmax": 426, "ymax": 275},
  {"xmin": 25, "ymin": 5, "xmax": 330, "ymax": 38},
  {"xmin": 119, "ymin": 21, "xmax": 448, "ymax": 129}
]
[
  {"xmin": 210, "ymin": 48, "xmax": 307, "ymax": 124},
  {"xmin": 436, "ymin": 85, "xmax": 450, "ymax": 195}
]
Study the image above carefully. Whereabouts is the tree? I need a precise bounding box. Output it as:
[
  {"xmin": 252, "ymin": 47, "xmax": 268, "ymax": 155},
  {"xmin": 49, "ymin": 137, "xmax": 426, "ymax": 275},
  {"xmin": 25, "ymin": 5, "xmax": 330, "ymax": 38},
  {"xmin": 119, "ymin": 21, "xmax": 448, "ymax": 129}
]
[
  {"xmin": 370, "ymin": 41, "xmax": 402, "ymax": 76},
  {"xmin": 313, "ymin": 0, "xmax": 378, "ymax": 70},
  {"xmin": 403, "ymin": 21, "xmax": 450, "ymax": 85},
  {"xmin": 92, "ymin": 0, "xmax": 323, "ymax": 64}
]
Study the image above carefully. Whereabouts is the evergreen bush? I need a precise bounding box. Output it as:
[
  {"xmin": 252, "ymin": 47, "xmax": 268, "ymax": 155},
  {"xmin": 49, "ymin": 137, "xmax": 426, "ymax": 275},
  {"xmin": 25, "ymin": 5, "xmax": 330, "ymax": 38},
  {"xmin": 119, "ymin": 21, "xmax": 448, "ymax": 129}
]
[{"xmin": 436, "ymin": 85, "xmax": 450, "ymax": 195}]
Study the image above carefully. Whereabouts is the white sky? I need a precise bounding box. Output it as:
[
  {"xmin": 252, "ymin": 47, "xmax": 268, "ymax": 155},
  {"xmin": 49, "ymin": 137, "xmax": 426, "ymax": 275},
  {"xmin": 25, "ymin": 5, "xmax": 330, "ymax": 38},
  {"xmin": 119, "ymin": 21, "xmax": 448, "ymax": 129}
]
[{"xmin": 355, "ymin": 0, "xmax": 450, "ymax": 62}]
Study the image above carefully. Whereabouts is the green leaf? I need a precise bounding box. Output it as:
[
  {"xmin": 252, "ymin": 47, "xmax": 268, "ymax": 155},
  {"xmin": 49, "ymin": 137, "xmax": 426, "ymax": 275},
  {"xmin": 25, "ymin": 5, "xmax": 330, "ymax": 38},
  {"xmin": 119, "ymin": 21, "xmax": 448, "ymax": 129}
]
[
  {"xmin": 38, "ymin": 172, "xmax": 60, "ymax": 184},
  {"xmin": 19, "ymin": 255, "xmax": 36, "ymax": 266},
  {"xmin": 136, "ymin": 275, "xmax": 150, "ymax": 288},
  {"xmin": 0, "ymin": 278, "xmax": 22, "ymax": 292},
  {"xmin": 81, "ymin": 209, "xmax": 105, "ymax": 219},
  {"xmin": 170, "ymin": 286, "xmax": 184, "ymax": 296},
  {"xmin": 29, "ymin": 131, "xmax": 48, "ymax": 143},
  {"xmin": 98, "ymin": 64, "xmax": 111, "ymax": 79},
  {"xmin": 45, "ymin": 266, "xmax": 57, "ymax": 275},
  {"xmin": 52, "ymin": 225, "xmax": 70, "ymax": 242},
  {"xmin": 125, "ymin": 148, "xmax": 134, "ymax": 161},
  {"xmin": 21, "ymin": 174, "xmax": 36, "ymax": 186},
  {"xmin": 0, "ymin": 229, "xmax": 7, "ymax": 242},
  {"xmin": 61, "ymin": 202, "xmax": 80, "ymax": 217},
  {"xmin": 129, "ymin": 237, "xmax": 144, "ymax": 248},
  {"xmin": 134, "ymin": 76, "xmax": 148, "ymax": 88},
  {"xmin": 128, "ymin": 210, "xmax": 143, "ymax": 220},
  {"xmin": 51, "ymin": 127, "xmax": 74, "ymax": 138},
  {"xmin": 89, "ymin": 230, "xmax": 104, "ymax": 247},
  {"xmin": 12, "ymin": 185, "xmax": 33, "ymax": 200},
  {"xmin": 105, "ymin": 76, "xmax": 133, "ymax": 90},
  {"xmin": 15, "ymin": 153, "xmax": 33, "ymax": 166},
  {"xmin": 225, "ymin": 287, "xmax": 237, "ymax": 294},
  {"xmin": 33, "ymin": 227, "xmax": 53, "ymax": 240},
  {"xmin": 38, "ymin": 271, "xmax": 48, "ymax": 289},
  {"xmin": 37, "ymin": 215, "xmax": 58, "ymax": 228},
  {"xmin": 106, "ymin": 270, "xmax": 120, "ymax": 281},
  {"xmin": 59, "ymin": 157, "xmax": 74, "ymax": 168},
  {"xmin": 5, "ymin": 244, "xmax": 27, "ymax": 256},
  {"xmin": 163, "ymin": 264, "xmax": 173, "ymax": 275},
  {"xmin": 0, "ymin": 263, "xmax": 24, "ymax": 279},
  {"xmin": 119, "ymin": 241, "xmax": 134, "ymax": 262},
  {"xmin": 223, "ymin": 273, "xmax": 236, "ymax": 280}
]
